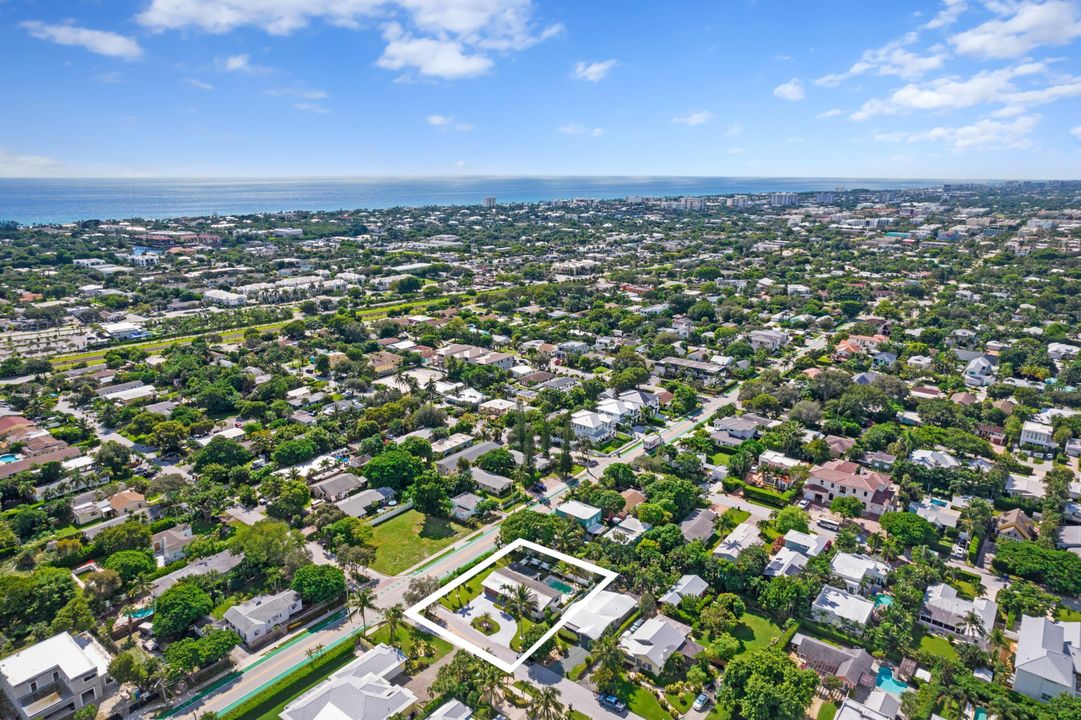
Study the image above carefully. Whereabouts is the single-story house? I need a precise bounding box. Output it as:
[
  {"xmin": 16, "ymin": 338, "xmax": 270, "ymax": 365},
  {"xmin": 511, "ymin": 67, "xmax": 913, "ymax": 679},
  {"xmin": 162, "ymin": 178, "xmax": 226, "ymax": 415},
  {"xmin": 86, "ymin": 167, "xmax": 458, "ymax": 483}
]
[{"xmin": 811, "ymin": 585, "xmax": 875, "ymax": 634}]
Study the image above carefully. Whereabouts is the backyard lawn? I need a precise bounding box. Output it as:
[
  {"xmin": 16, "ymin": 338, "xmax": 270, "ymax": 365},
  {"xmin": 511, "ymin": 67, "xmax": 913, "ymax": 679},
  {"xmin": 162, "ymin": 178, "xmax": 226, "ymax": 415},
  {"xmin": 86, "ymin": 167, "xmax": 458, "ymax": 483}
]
[
  {"xmin": 711, "ymin": 451, "xmax": 732, "ymax": 466},
  {"xmin": 918, "ymin": 632, "xmax": 958, "ymax": 660},
  {"xmin": 732, "ymin": 611, "xmax": 784, "ymax": 651},
  {"xmin": 1056, "ymin": 606, "xmax": 1081, "ymax": 622},
  {"xmin": 818, "ymin": 701, "xmax": 839, "ymax": 720},
  {"xmin": 368, "ymin": 510, "xmax": 473, "ymax": 574},
  {"xmin": 440, "ymin": 565, "xmax": 499, "ymax": 611}
]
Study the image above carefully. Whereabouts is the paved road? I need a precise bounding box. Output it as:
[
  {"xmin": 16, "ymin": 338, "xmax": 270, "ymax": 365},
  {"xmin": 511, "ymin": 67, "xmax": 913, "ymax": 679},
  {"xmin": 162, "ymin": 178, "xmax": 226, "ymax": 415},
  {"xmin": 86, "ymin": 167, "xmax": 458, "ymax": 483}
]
[{"xmin": 515, "ymin": 661, "xmax": 645, "ymax": 720}]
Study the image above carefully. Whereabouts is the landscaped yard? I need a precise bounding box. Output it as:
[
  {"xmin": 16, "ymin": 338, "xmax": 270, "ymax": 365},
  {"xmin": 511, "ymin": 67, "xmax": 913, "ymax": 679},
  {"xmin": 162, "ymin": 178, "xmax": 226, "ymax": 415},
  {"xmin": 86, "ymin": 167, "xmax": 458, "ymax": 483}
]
[
  {"xmin": 368, "ymin": 623, "xmax": 453, "ymax": 667},
  {"xmin": 711, "ymin": 451, "xmax": 732, "ymax": 466},
  {"xmin": 918, "ymin": 631, "xmax": 958, "ymax": 660},
  {"xmin": 732, "ymin": 611, "xmax": 783, "ymax": 651},
  {"xmin": 368, "ymin": 510, "xmax": 473, "ymax": 574},
  {"xmin": 439, "ymin": 564, "xmax": 498, "ymax": 611},
  {"xmin": 1056, "ymin": 606, "xmax": 1081, "ymax": 622},
  {"xmin": 818, "ymin": 701, "xmax": 839, "ymax": 720},
  {"xmin": 614, "ymin": 676, "xmax": 674, "ymax": 720},
  {"xmin": 597, "ymin": 434, "xmax": 633, "ymax": 452}
]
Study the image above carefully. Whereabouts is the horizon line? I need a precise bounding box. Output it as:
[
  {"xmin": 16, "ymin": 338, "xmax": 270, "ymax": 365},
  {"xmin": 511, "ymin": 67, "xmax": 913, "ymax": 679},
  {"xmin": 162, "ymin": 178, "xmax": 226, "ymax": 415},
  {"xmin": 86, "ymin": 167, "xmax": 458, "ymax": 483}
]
[{"xmin": 2, "ymin": 173, "xmax": 1076, "ymax": 182}]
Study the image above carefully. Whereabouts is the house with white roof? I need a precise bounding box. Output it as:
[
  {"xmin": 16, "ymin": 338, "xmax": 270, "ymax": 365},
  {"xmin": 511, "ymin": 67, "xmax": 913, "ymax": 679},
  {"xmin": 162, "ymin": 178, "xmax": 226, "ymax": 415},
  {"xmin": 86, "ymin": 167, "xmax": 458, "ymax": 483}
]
[
  {"xmin": 1012, "ymin": 615, "xmax": 1080, "ymax": 700},
  {"xmin": 783, "ymin": 529, "xmax": 830, "ymax": 557},
  {"xmin": 713, "ymin": 522, "xmax": 762, "ymax": 563},
  {"xmin": 659, "ymin": 574, "xmax": 709, "ymax": 605},
  {"xmin": 1020, "ymin": 420, "xmax": 1055, "ymax": 451},
  {"xmin": 605, "ymin": 516, "xmax": 650, "ymax": 544},
  {"xmin": 0, "ymin": 632, "xmax": 115, "ymax": 720},
  {"xmin": 281, "ymin": 644, "xmax": 415, "ymax": 720},
  {"xmin": 570, "ymin": 409, "xmax": 616, "ymax": 443},
  {"xmin": 596, "ymin": 398, "xmax": 639, "ymax": 426},
  {"xmin": 429, "ymin": 699, "xmax": 474, "ymax": 720},
  {"xmin": 224, "ymin": 590, "xmax": 303, "ymax": 646},
  {"xmin": 919, "ymin": 584, "xmax": 997, "ymax": 648},
  {"xmin": 619, "ymin": 616, "xmax": 693, "ymax": 675},
  {"xmin": 829, "ymin": 553, "xmax": 891, "ymax": 594},
  {"xmin": 555, "ymin": 500, "xmax": 603, "ymax": 530},
  {"xmin": 811, "ymin": 585, "xmax": 875, "ymax": 634},
  {"xmin": 764, "ymin": 546, "xmax": 810, "ymax": 577},
  {"xmin": 564, "ymin": 590, "xmax": 636, "ymax": 646}
]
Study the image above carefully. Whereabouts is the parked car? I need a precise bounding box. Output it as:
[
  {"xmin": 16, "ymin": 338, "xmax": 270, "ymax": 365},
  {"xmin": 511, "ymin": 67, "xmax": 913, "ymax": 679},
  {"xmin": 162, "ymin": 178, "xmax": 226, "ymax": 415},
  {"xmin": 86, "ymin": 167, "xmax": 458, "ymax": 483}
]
[
  {"xmin": 817, "ymin": 518, "xmax": 841, "ymax": 531},
  {"xmin": 950, "ymin": 545, "xmax": 966, "ymax": 559},
  {"xmin": 693, "ymin": 693, "xmax": 710, "ymax": 711},
  {"xmin": 598, "ymin": 694, "xmax": 628, "ymax": 713},
  {"xmin": 797, "ymin": 498, "xmax": 811, "ymax": 509},
  {"xmin": 630, "ymin": 617, "xmax": 645, "ymax": 632}
]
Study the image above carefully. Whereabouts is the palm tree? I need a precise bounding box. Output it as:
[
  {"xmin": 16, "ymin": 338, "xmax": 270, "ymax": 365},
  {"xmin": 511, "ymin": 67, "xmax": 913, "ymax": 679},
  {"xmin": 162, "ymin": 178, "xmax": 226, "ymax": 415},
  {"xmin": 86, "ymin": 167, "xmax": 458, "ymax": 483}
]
[
  {"xmin": 383, "ymin": 603, "xmax": 405, "ymax": 645},
  {"xmin": 527, "ymin": 685, "xmax": 565, "ymax": 720},
  {"xmin": 477, "ymin": 664, "xmax": 509, "ymax": 708},
  {"xmin": 348, "ymin": 587, "xmax": 376, "ymax": 630},
  {"xmin": 477, "ymin": 612, "xmax": 495, "ymax": 633},
  {"xmin": 503, "ymin": 584, "xmax": 537, "ymax": 620},
  {"xmin": 959, "ymin": 610, "xmax": 987, "ymax": 640}
]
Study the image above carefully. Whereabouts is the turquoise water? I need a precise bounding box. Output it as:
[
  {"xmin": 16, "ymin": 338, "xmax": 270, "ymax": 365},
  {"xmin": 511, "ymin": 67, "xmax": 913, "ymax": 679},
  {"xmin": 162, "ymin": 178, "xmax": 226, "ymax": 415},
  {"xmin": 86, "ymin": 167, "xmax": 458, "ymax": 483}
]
[
  {"xmin": 547, "ymin": 578, "xmax": 574, "ymax": 593},
  {"xmin": 930, "ymin": 497, "xmax": 949, "ymax": 507},
  {"xmin": 0, "ymin": 176, "xmax": 948, "ymax": 225},
  {"xmin": 874, "ymin": 594, "xmax": 894, "ymax": 608},
  {"xmin": 975, "ymin": 709, "xmax": 987, "ymax": 720},
  {"xmin": 0, "ymin": 454, "xmax": 19, "ymax": 464},
  {"xmin": 127, "ymin": 607, "xmax": 154, "ymax": 619},
  {"xmin": 876, "ymin": 666, "xmax": 909, "ymax": 695}
]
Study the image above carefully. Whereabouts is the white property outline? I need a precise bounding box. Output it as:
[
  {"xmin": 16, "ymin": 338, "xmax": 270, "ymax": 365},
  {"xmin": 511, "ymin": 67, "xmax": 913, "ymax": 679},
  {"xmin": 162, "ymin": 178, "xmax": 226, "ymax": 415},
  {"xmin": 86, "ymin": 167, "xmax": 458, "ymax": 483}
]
[{"xmin": 404, "ymin": 538, "xmax": 619, "ymax": 672}]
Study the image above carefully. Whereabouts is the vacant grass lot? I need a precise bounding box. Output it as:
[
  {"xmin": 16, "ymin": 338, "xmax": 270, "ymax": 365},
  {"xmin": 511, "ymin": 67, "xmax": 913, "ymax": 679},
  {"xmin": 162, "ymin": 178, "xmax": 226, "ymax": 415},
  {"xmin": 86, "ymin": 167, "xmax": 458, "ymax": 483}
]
[
  {"xmin": 732, "ymin": 611, "xmax": 784, "ymax": 651},
  {"xmin": 369, "ymin": 510, "xmax": 472, "ymax": 575}
]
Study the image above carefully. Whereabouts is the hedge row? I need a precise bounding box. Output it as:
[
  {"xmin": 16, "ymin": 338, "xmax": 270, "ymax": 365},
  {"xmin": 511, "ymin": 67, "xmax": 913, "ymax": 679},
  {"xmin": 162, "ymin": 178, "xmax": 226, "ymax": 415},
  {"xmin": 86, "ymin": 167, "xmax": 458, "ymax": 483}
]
[
  {"xmin": 741, "ymin": 484, "xmax": 797, "ymax": 508},
  {"xmin": 219, "ymin": 640, "xmax": 356, "ymax": 720}
]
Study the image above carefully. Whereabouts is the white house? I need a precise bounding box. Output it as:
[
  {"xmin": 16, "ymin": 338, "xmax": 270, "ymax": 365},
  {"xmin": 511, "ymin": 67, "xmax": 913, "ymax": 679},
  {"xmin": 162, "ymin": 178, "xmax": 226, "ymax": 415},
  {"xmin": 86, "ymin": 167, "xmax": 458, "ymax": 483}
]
[
  {"xmin": 764, "ymin": 546, "xmax": 810, "ymax": 577},
  {"xmin": 1012, "ymin": 615, "xmax": 1080, "ymax": 701},
  {"xmin": 963, "ymin": 356, "xmax": 996, "ymax": 387},
  {"xmin": 919, "ymin": 584, "xmax": 997, "ymax": 648},
  {"xmin": 829, "ymin": 553, "xmax": 891, "ymax": 594},
  {"xmin": 748, "ymin": 329, "xmax": 790, "ymax": 352},
  {"xmin": 811, "ymin": 585, "xmax": 875, "ymax": 634},
  {"xmin": 619, "ymin": 616, "xmax": 693, "ymax": 675},
  {"xmin": 659, "ymin": 574, "xmax": 709, "ymax": 605},
  {"xmin": 224, "ymin": 590, "xmax": 303, "ymax": 646},
  {"xmin": 564, "ymin": 590, "xmax": 636, "ymax": 646},
  {"xmin": 1020, "ymin": 420, "xmax": 1055, "ymax": 450},
  {"xmin": 783, "ymin": 530, "xmax": 830, "ymax": 557},
  {"xmin": 570, "ymin": 409, "xmax": 616, "ymax": 443},
  {"xmin": 0, "ymin": 632, "xmax": 115, "ymax": 720},
  {"xmin": 281, "ymin": 644, "xmax": 416, "ymax": 720},
  {"xmin": 713, "ymin": 522, "xmax": 762, "ymax": 563}
]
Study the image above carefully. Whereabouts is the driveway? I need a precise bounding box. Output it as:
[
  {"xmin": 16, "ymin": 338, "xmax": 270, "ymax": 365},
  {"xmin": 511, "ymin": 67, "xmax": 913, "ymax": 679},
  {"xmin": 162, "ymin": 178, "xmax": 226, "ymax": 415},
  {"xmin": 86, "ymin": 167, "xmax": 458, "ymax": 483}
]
[
  {"xmin": 457, "ymin": 595, "xmax": 518, "ymax": 650},
  {"xmin": 514, "ymin": 661, "xmax": 645, "ymax": 720}
]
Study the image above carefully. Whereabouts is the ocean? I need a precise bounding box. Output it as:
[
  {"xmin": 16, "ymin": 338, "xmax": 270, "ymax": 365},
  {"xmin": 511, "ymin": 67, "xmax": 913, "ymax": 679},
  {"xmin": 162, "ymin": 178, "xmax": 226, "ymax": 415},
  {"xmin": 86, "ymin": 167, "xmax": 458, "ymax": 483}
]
[{"xmin": 0, "ymin": 176, "xmax": 952, "ymax": 225}]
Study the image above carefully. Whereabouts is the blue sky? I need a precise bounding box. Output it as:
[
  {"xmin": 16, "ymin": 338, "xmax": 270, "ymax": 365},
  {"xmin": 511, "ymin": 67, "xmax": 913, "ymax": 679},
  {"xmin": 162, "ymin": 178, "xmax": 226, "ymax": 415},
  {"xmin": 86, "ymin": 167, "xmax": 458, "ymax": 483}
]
[{"xmin": 2, "ymin": 0, "xmax": 1080, "ymax": 178}]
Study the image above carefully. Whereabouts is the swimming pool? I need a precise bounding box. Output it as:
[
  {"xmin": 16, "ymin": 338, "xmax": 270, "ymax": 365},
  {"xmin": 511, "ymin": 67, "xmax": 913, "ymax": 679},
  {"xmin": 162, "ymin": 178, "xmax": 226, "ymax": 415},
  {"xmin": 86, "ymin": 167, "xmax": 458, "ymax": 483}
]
[
  {"xmin": 0, "ymin": 454, "xmax": 20, "ymax": 464},
  {"xmin": 929, "ymin": 497, "xmax": 949, "ymax": 507},
  {"xmin": 974, "ymin": 709, "xmax": 988, "ymax": 720},
  {"xmin": 876, "ymin": 666, "xmax": 910, "ymax": 696},
  {"xmin": 874, "ymin": 594, "xmax": 894, "ymax": 609},
  {"xmin": 127, "ymin": 607, "xmax": 154, "ymax": 620},
  {"xmin": 546, "ymin": 578, "xmax": 574, "ymax": 594}
]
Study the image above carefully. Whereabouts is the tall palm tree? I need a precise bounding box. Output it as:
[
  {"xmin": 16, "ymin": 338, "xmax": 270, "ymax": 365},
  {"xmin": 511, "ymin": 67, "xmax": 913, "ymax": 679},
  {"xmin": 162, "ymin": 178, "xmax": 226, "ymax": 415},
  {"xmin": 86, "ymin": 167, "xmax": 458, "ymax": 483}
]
[
  {"xmin": 349, "ymin": 587, "xmax": 376, "ymax": 630},
  {"xmin": 959, "ymin": 610, "xmax": 987, "ymax": 640},
  {"xmin": 478, "ymin": 664, "xmax": 509, "ymax": 708},
  {"xmin": 383, "ymin": 603, "xmax": 405, "ymax": 645},
  {"xmin": 527, "ymin": 685, "xmax": 565, "ymax": 720},
  {"xmin": 503, "ymin": 584, "xmax": 537, "ymax": 620}
]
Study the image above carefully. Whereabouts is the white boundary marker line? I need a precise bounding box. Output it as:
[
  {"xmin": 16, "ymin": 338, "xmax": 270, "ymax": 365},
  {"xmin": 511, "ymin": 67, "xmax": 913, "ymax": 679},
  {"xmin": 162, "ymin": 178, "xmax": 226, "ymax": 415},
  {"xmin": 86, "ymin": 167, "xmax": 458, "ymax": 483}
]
[{"xmin": 403, "ymin": 537, "xmax": 619, "ymax": 673}]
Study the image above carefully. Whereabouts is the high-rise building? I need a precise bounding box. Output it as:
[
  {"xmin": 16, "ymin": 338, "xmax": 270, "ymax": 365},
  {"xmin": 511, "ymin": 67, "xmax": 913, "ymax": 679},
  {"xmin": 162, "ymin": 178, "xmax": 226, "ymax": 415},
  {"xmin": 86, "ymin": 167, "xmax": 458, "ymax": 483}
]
[
  {"xmin": 482, "ymin": 197, "xmax": 497, "ymax": 207},
  {"xmin": 770, "ymin": 192, "xmax": 798, "ymax": 207}
]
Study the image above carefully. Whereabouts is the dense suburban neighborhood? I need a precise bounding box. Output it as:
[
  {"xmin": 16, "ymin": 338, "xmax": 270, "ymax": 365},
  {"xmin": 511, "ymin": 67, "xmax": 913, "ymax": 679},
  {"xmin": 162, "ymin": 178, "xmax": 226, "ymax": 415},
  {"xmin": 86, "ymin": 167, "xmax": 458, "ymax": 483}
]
[{"xmin": 0, "ymin": 182, "xmax": 1080, "ymax": 720}]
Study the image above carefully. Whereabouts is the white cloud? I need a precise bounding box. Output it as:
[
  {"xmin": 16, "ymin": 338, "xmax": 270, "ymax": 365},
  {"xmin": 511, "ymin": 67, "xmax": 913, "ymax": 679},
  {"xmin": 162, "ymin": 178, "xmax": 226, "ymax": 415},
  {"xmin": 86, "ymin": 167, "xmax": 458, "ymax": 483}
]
[
  {"xmin": 292, "ymin": 102, "xmax": 329, "ymax": 114},
  {"xmin": 183, "ymin": 78, "xmax": 214, "ymax": 90},
  {"xmin": 1071, "ymin": 125, "xmax": 1081, "ymax": 139},
  {"xmin": 815, "ymin": 33, "xmax": 949, "ymax": 87},
  {"xmin": 557, "ymin": 123, "xmax": 603, "ymax": 136},
  {"xmin": 220, "ymin": 53, "xmax": 271, "ymax": 73},
  {"xmin": 672, "ymin": 110, "xmax": 714, "ymax": 125},
  {"xmin": 138, "ymin": 0, "xmax": 561, "ymax": 79},
  {"xmin": 923, "ymin": 0, "xmax": 967, "ymax": 29},
  {"xmin": 378, "ymin": 23, "xmax": 493, "ymax": 78},
  {"xmin": 21, "ymin": 20, "xmax": 142, "ymax": 60},
  {"xmin": 428, "ymin": 114, "xmax": 473, "ymax": 130},
  {"xmin": 0, "ymin": 148, "xmax": 64, "ymax": 177},
  {"xmin": 849, "ymin": 61, "xmax": 1081, "ymax": 119},
  {"xmin": 573, "ymin": 59, "xmax": 616, "ymax": 82},
  {"xmin": 727, "ymin": 146, "xmax": 745, "ymax": 154},
  {"xmin": 817, "ymin": 108, "xmax": 845, "ymax": 118},
  {"xmin": 773, "ymin": 78, "xmax": 805, "ymax": 101},
  {"xmin": 872, "ymin": 114, "xmax": 1040, "ymax": 149},
  {"xmin": 950, "ymin": 0, "xmax": 1081, "ymax": 58},
  {"xmin": 265, "ymin": 87, "xmax": 327, "ymax": 99},
  {"xmin": 724, "ymin": 122, "xmax": 743, "ymax": 137}
]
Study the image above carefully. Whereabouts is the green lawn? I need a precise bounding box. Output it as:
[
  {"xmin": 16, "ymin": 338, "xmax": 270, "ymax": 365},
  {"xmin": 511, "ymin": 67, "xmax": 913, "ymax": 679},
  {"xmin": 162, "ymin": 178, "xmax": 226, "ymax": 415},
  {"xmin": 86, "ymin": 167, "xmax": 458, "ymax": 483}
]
[
  {"xmin": 666, "ymin": 689, "xmax": 694, "ymax": 714},
  {"xmin": 368, "ymin": 623, "xmax": 453, "ymax": 666},
  {"xmin": 711, "ymin": 451, "xmax": 732, "ymax": 466},
  {"xmin": 818, "ymin": 701, "xmax": 839, "ymax": 720},
  {"xmin": 614, "ymin": 677, "xmax": 674, "ymax": 720},
  {"xmin": 439, "ymin": 565, "xmax": 498, "ymax": 611},
  {"xmin": 732, "ymin": 611, "xmax": 784, "ymax": 651},
  {"xmin": 1056, "ymin": 607, "xmax": 1081, "ymax": 622},
  {"xmin": 918, "ymin": 632, "xmax": 958, "ymax": 660},
  {"xmin": 234, "ymin": 647, "xmax": 356, "ymax": 720},
  {"xmin": 368, "ymin": 510, "xmax": 472, "ymax": 574},
  {"xmin": 510, "ymin": 616, "xmax": 536, "ymax": 652}
]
